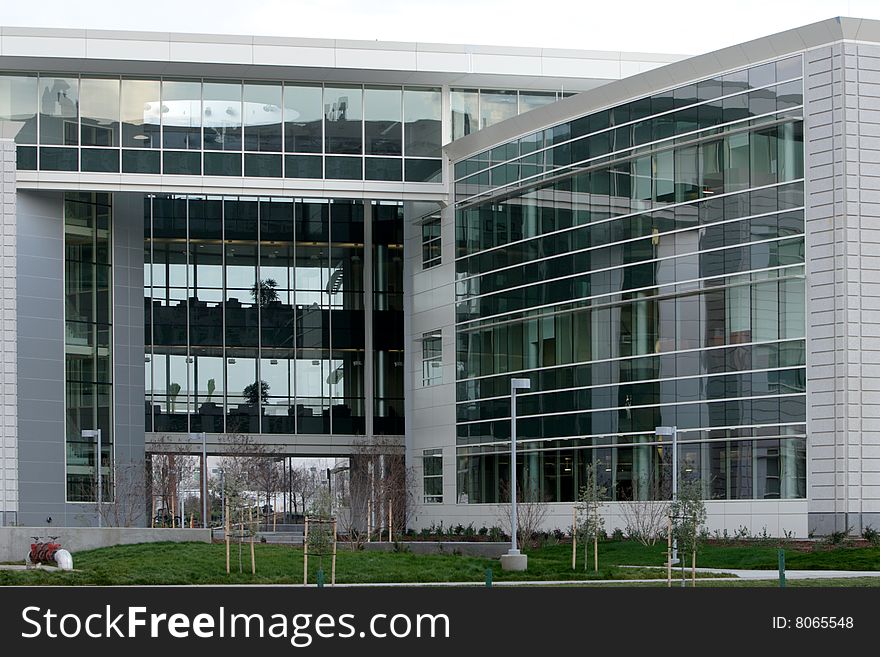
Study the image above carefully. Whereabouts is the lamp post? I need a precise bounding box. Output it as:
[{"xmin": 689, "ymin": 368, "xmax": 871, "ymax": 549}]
[
  {"xmin": 82, "ymin": 429, "xmax": 102, "ymax": 528},
  {"xmin": 501, "ymin": 377, "xmax": 531, "ymax": 572},
  {"xmin": 327, "ymin": 465, "xmax": 350, "ymax": 517},
  {"xmin": 656, "ymin": 425, "xmax": 678, "ymax": 564}
]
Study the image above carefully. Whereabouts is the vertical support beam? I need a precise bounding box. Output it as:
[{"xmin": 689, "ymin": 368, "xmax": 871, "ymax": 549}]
[
  {"xmin": 0, "ymin": 138, "xmax": 16, "ymax": 527},
  {"xmin": 331, "ymin": 518, "xmax": 337, "ymax": 586},
  {"xmin": 303, "ymin": 516, "xmax": 309, "ymax": 584},
  {"xmin": 363, "ymin": 201, "xmax": 374, "ymax": 439}
]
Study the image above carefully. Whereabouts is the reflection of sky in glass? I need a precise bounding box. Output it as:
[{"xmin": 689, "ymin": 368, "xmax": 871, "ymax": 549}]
[
  {"xmin": 364, "ymin": 87, "xmax": 401, "ymax": 121},
  {"xmin": 121, "ymin": 79, "xmax": 161, "ymax": 129},
  {"xmin": 404, "ymin": 88, "xmax": 441, "ymax": 121},
  {"xmin": 161, "ymin": 81, "xmax": 201, "ymax": 127},
  {"xmin": 296, "ymin": 358, "xmax": 330, "ymax": 397},
  {"xmin": 226, "ymin": 358, "xmax": 256, "ymax": 402},
  {"xmin": 193, "ymin": 357, "xmax": 224, "ymax": 396}
]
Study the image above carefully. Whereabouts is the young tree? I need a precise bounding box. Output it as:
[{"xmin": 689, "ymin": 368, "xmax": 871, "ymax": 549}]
[
  {"xmin": 348, "ymin": 438, "xmax": 412, "ymax": 542},
  {"xmin": 290, "ymin": 464, "xmax": 319, "ymax": 518},
  {"xmin": 216, "ymin": 433, "xmax": 282, "ymax": 528},
  {"xmin": 618, "ymin": 463, "xmax": 672, "ymax": 546},
  {"xmin": 495, "ymin": 482, "xmax": 549, "ymax": 552},
  {"xmin": 669, "ymin": 479, "xmax": 707, "ymax": 587},
  {"xmin": 150, "ymin": 436, "xmax": 197, "ymax": 527},
  {"xmin": 247, "ymin": 456, "xmax": 284, "ymax": 522},
  {"xmin": 87, "ymin": 461, "xmax": 147, "ymax": 527},
  {"xmin": 576, "ymin": 460, "xmax": 609, "ymax": 572}
]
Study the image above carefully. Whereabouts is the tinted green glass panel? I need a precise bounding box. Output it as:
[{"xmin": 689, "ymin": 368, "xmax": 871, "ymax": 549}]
[
  {"xmin": 40, "ymin": 147, "xmax": 77, "ymax": 171},
  {"xmin": 204, "ymin": 152, "xmax": 242, "ymax": 176},
  {"xmin": 16, "ymin": 146, "xmax": 37, "ymax": 170},
  {"xmin": 81, "ymin": 148, "xmax": 119, "ymax": 173},
  {"xmin": 325, "ymin": 156, "xmax": 362, "ymax": 180},
  {"xmin": 122, "ymin": 149, "xmax": 160, "ymax": 173},
  {"xmin": 163, "ymin": 150, "xmax": 201, "ymax": 175},
  {"xmin": 244, "ymin": 153, "xmax": 282, "ymax": 177},
  {"xmin": 365, "ymin": 157, "xmax": 402, "ymax": 181},
  {"xmin": 284, "ymin": 155, "xmax": 322, "ymax": 178},
  {"xmin": 405, "ymin": 158, "xmax": 442, "ymax": 183}
]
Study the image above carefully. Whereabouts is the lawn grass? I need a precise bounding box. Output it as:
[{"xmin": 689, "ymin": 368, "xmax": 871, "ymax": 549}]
[
  {"xmin": 543, "ymin": 539, "xmax": 880, "ymax": 571},
  {"xmin": 1, "ymin": 538, "xmax": 878, "ymax": 586}
]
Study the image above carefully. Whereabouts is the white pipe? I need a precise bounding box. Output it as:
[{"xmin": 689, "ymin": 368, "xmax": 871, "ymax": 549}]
[{"xmin": 54, "ymin": 549, "xmax": 73, "ymax": 571}]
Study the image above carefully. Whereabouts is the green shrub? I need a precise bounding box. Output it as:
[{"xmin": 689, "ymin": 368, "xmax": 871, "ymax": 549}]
[
  {"xmin": 826, "ymin": 527, "xmax": 852, "ymax": 546},
  {"xmin": 488, "ymin": 526, "xmax": 504, "ymax": 542}
]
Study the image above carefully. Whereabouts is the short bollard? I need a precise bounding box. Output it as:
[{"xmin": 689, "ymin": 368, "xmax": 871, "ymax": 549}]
[
  {"xmin": 317, "ymin": 568, "xmax": 325, "ymax": 588},
  {"xmin": 778, "ymin": 548, "xmax": 786, "ymax": 588},
  {"xmin": 485, "ymin": 568, "xmax": 493, "ymax": 588}
]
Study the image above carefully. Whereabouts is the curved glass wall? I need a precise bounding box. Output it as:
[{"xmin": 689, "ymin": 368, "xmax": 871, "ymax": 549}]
[
  {"xmin": 453, "ymin": 56, "xmax": 806, "ymax": 504},
  {"xmin": 145, "ymin": 196, "xmax": 403, "ymax": 436}
]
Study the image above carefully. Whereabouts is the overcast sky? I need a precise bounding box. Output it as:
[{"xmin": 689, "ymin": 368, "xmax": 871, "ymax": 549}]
[{"xmin": 0, "ymin": 0, "xmax": 878, "ymax": 55}]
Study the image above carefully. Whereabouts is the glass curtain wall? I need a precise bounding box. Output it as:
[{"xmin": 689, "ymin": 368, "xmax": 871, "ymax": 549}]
[
  {"xmin": 145, "ymin": 195, "xmax": 379, "ymax": 436},
  {"xmin": 65, "ymin": 192, "xmax": 113, "ymax": 502},
  {"xmin": 451, "ymin": 88, "xmax": 571, "ymax": 140},
  {"xmin": 373, "ymin": 202, "xmax": 405, "ymax": 435},
  {"xmin": 454, "ymin": 57, "xmax": 807, "ymax": 504},
  {"xmin": 4, "ymin": 74, "xmax": 443, "ymax": 182}
]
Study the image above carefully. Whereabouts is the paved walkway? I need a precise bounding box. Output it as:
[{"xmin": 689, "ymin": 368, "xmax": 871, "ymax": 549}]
[
  {"xmin": 673, "ymin": 567, "xmax": 880, "ymax": 580},
  {"xmin": 3, "ymin": 564, "xmax": 879, "ymax": 584},
  {"xmin": 171, "ymin": 569, "xmax": 880, "ymax": 587}
]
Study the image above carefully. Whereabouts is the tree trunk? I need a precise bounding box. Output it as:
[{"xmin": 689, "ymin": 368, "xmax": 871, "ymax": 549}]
[
  {"xmin": 691, "ymin": 550, "xmax": 696, "ymax": 588},
  {"xmin": 594, "ymin": 534, "xmax": 598, "ymax": 572}
]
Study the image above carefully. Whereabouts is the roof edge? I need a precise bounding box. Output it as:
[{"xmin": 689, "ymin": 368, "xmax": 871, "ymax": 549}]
[
  {"xmin": 446, "ymin": 16, "xmax": 866, "ymax": 162},
  {"xmin": 0, "ymin": 24, "xmax": 684, "ymax": 60}
]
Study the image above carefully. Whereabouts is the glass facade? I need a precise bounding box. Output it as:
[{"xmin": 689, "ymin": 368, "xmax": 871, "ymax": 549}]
[
  {"xmin": 451, "ymin": 88, "xmax": 573, "ymax": 140},
  {"xmin": 2, "ymin": 73, "xmax": 443, "ymax": 182},
  {"xmin": 423, "ymin": 448, "xmax": 443, "ymax": 503},
  {"xmin": 144, "ymin": 196, "xmax": 404, "ymax": 436},
  {"xmin": 453, "ymin": 56, "xmax": 807, "ymax": 504},
  {"xmin": 421, "ymin": 216, "xmax": 442, "ymax": 269},
  {"xmin": 422, "ymin": 330, "xmax": 442, "ymax": 387},
  {"xmin": 64, "ymin": 192, "xmax": 113, "ymax": 502}
]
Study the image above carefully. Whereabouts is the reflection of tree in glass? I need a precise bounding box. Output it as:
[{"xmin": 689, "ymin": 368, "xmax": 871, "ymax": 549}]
[
  {"xmin": 243, "ymin": 380, "xmax": 270, "ymax": 407},
  {"xmin": 206, "ymin": 377, "xmax": 216, "ymax": 401},
  {"xmin": 250, "ymin": 278, "xmax": 279, "ymax": 307},
  {"xmin": 169, "ymin": 382, "xmax": 181, "ymax": 413}
]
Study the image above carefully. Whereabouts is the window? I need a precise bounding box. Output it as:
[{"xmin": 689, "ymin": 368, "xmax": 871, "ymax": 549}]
[
  {"xmin": 423, "ymin": 449, "xmax": 443, "ymax": 503},
  {"xmin": 421, "ymin": 217, "xmax": 441, "ymax": 269},
  {"xmin": 422, "ymin": 330, "xmax": 442, "ymax": 386}
]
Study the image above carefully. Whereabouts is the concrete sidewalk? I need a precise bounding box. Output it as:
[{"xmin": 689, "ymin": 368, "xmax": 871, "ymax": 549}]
[
  {"xmin": 171, "ymin": 569, "xmax": 880, "ymax": 587},
  {"xmin": 670, "ymin": 567, "xmax": 880, "ymax": 580}
]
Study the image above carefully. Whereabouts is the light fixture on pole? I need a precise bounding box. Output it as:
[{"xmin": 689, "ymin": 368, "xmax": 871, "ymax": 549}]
[
  {"xmin": 501, "ymin": 377, "xmax": 531, "ymax": 572},
  {"xmin": 82, "ymin": 429, "xmax": 102, "ymax": 528},
  {"xmin": 656, "ymin": 425, "xmax": 679, "ymax": 565},
  {"xmin": 327, "ymin": 465, "xmax": 350, "ymax": 516}
]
